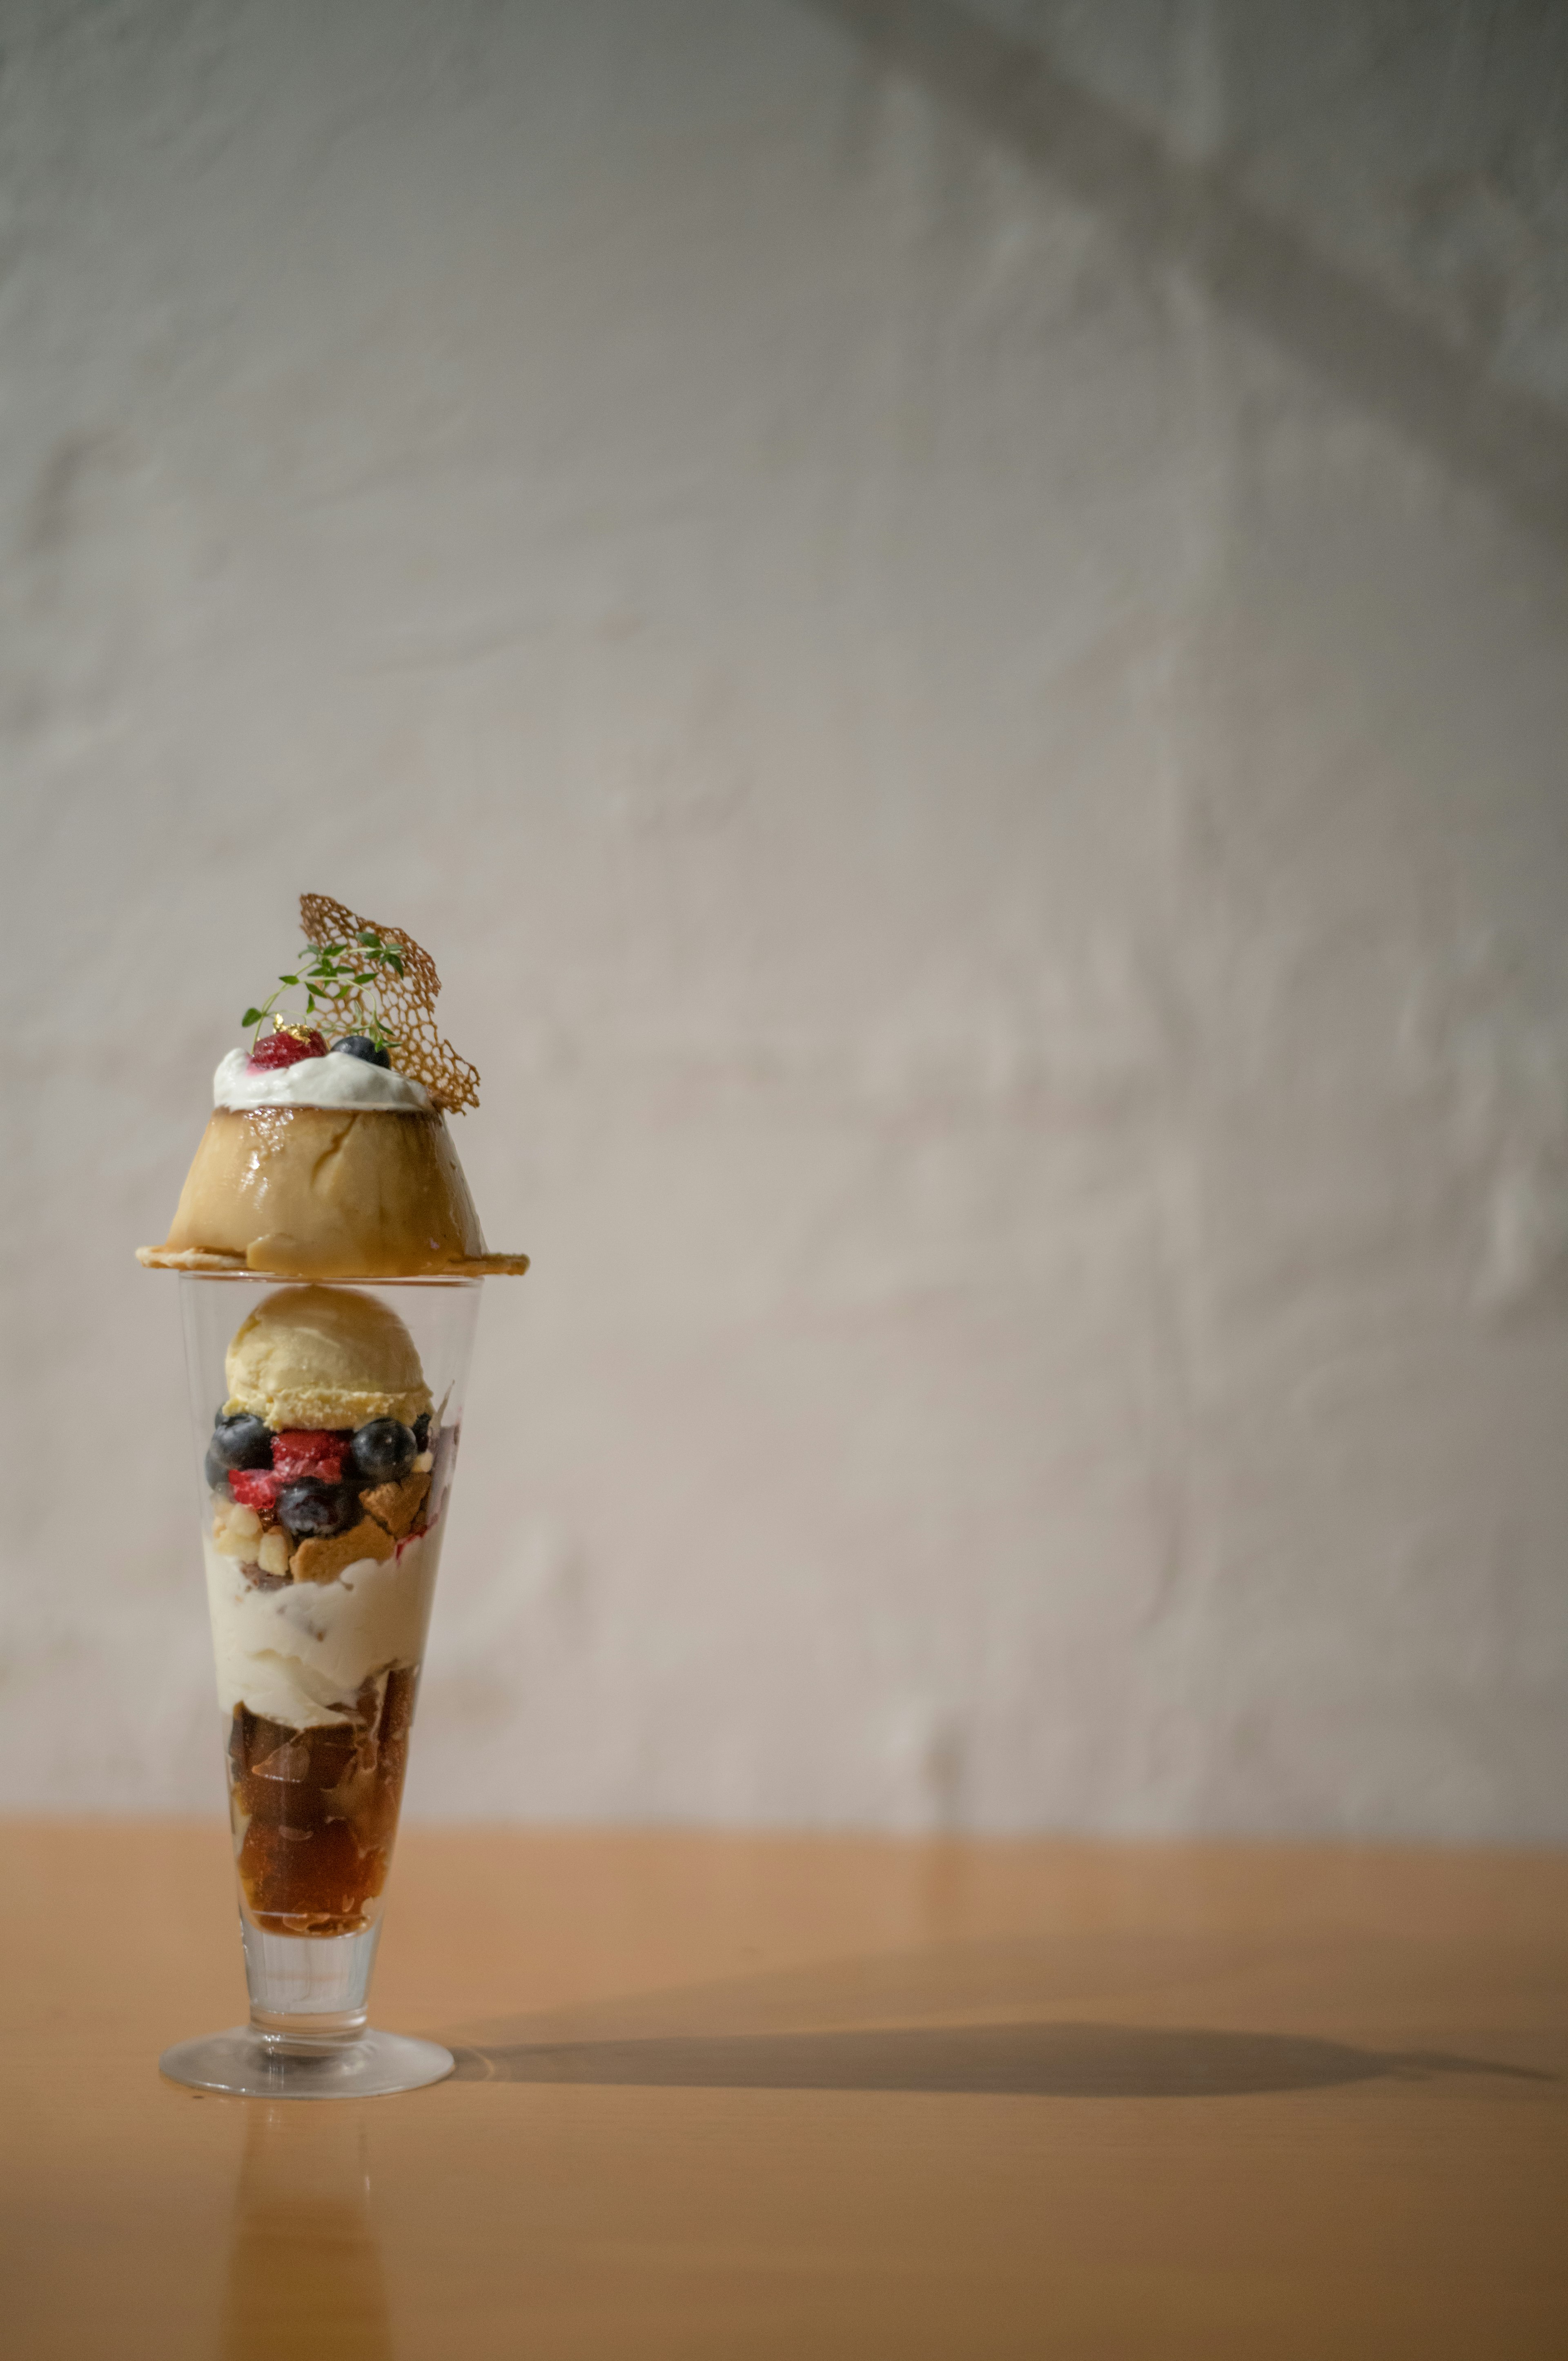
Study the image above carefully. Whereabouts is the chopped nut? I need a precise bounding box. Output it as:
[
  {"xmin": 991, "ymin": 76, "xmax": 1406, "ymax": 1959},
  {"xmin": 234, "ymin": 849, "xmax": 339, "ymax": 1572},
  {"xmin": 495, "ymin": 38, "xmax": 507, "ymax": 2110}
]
[
  {"xmin": 362, "ymin": 1468, "xmax": 432, "ymax": 1541},
  {"xmin": 412, "ymin": 1450, "xmax": 434, "ymax": 1474},
  {"xmin": 213, "ymin": 1517, "xmax": 257, "ymax": 1559},
  {"xmin": 227, "ymin": 1503, "xmax": 263, "ymax": 1539},
  {"xmin": 292, "ymin": 1516, "xmax": 395, "ymax": 1586},
  {"xmin": 257, "ymin": 1528, "xmax": 292, "ymax": 1578}
]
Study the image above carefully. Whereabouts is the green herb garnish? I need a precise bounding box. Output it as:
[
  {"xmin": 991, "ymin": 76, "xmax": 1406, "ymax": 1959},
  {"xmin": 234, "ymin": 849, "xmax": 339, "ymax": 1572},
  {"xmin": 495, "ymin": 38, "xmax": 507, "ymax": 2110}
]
[{"xmin": 243, "ymin": 928, "xmax": 407, "ymax": 1056}]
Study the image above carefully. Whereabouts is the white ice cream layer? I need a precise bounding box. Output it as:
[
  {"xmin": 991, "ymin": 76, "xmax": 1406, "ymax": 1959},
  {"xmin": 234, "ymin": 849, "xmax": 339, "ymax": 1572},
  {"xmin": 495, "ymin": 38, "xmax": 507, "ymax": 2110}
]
[
  {"xmin": 203, "ymin": 1530, "xmax": 442, "ymax": 1728},
  {"xmin": 214, "ymin": 1046, "xmax": 431, "ymax": 1113}
]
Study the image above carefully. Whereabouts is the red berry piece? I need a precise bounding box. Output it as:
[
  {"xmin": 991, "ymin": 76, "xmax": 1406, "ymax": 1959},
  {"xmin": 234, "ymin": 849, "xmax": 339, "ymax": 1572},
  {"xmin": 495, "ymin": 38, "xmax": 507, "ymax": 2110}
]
[
  {"xmin": 249, "ymin": 1029, "xmax": 327, "ymax": 1071},
  {"xmin": 272, "ymin": 1430, "xmax": 349, "ymax": 1485},
  {"xmin": 229, "ymin": 1468, "xmax": 289, "ymax": 1515}
]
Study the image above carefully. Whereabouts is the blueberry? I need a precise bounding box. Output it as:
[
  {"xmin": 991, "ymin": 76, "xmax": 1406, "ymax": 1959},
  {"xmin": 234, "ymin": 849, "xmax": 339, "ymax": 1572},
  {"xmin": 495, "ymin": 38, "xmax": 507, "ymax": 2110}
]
[
  {"xmin": 205, "ymin": 1414, "xmax": 273, "ymax": 1489},
  {"xmin": 276, "ymin": 1479, "xmax": 357, "ymax": 1539},
  {"xmin": 412, "ymin": 1412, "xmax": 431, "ymax": 1454},
  {"xmin": 330, "ymin": 1034, "xmax": 392, "ymax": 1070},
  {"xmin": 210, "ymin": 1413, "xmax": 274, "ymax": 1468},
  {"xmin": 350, "ymin": 1419, "xmax": 416, "ymax": 1484}
]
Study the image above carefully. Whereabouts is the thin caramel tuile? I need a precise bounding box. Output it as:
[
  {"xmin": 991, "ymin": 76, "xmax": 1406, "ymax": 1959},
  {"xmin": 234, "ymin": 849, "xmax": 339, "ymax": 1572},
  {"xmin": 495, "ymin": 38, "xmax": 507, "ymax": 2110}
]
[{"xmin": 300, "ymin": 893, "xmax": 481, "ymax": 1114}]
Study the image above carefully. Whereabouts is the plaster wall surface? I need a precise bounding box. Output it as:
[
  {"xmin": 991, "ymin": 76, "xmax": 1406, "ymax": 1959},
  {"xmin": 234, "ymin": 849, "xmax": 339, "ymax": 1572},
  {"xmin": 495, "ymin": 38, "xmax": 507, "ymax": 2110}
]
[{"xmin": 2, "ymin": 0, "xmax": 1566, "ymax": 1837}]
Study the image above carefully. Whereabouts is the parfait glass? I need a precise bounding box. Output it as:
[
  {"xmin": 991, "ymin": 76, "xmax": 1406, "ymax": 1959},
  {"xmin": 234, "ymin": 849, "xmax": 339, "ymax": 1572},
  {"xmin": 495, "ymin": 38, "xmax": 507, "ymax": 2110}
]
[{"xmin": 160, "ymin": 1272, "xmax": 482, "ymax": 2099}]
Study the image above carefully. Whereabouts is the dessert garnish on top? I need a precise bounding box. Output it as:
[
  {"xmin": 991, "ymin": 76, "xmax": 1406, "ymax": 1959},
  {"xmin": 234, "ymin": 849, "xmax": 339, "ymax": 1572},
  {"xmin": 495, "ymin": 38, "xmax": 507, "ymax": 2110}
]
[
  {"xmin": 136, "ymin": 894, "xmax": 528, "ymax": 1277},
  {"xmin": 241, "ymin": 895, "xmax": 481, "ymax": 1113}
]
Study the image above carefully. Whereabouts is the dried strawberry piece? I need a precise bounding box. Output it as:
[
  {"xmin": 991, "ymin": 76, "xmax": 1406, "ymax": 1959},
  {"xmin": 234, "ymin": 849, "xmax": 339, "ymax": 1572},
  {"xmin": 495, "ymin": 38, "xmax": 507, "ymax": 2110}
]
[
  {"xmin": 272, "ymin": 1430, "xmax": 348, "ymax": 1484},
  {"xmin": 249, "ymin": 1029, "xmax": 327, "ymax": 1071}
]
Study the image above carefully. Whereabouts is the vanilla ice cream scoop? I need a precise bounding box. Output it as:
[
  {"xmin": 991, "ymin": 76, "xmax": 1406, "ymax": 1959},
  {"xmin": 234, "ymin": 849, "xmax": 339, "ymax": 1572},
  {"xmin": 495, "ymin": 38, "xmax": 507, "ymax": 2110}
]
[{"xmin": 224, "ymin": 1285, "xmax": 433, "ymax": 1431}]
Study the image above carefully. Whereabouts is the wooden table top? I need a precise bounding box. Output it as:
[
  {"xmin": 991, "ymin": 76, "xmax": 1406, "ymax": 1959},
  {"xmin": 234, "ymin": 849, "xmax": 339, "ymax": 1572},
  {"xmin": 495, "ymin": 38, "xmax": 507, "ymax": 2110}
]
[{"xmin": 4, "ymin": 1822, "xmax": 1566, "ymax": 2359}]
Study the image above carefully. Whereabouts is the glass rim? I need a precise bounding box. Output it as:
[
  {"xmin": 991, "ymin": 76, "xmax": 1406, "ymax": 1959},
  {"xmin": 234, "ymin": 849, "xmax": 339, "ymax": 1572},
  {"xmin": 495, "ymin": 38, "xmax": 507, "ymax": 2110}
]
[{"xmin": 175, "ymin": 1270, "xmax": 486, "ymax": 1291}]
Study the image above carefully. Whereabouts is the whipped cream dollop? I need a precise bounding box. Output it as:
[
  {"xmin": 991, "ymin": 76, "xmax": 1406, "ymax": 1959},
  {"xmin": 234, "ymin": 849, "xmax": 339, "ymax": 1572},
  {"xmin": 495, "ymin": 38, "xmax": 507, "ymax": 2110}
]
[{"xmin": 214, "ymin": 1046, "xmax": 431, "ymax": 1113}]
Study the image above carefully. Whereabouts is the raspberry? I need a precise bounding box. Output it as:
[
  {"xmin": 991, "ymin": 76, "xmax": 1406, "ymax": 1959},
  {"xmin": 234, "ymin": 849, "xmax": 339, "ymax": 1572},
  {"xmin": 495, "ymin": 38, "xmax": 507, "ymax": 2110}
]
[
  {"xmin": 229, "ymin": 1433, "xmax": 346, "ymax": 1512},
  {"xmin": 249, "ymin": 1029, "xmax": 327, "ymax": 1071},
  {"xmin": 272, "ymin": 1430, "xmax": 348, "ymax": 1484},
  {"xmin": 229, "ymin": 1468, "xmax": 288, "ymax": 1515}
]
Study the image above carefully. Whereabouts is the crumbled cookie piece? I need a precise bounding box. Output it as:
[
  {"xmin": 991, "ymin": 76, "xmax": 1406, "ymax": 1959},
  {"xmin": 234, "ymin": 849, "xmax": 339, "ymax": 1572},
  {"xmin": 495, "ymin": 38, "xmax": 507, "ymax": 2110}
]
[
  {"xmin": 362, "ymin": 1468, "xmax": 432, "ymax": 1541},
  {"xmin": 292, "ymin": 1516, "xmax": 395, "ymax": 1585}
]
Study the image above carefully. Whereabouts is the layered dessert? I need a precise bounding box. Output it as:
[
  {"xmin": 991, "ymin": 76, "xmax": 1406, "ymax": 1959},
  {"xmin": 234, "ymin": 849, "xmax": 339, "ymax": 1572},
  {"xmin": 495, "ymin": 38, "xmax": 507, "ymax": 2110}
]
[
  {"xmin": 205, "ymin": 1285, "xmax": 452, "ymax": 1935},
  {"xmin": 143, "ymin": 898, "xmax": 526, "ymax": 1967}
]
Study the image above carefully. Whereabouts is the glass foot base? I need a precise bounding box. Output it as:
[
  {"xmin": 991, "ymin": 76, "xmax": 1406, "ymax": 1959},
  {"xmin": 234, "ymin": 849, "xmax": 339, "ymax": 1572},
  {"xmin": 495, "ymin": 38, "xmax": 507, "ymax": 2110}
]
[{"xmin": 160, "ymin": 2025, "xmax": 454, "ymax": 2100}]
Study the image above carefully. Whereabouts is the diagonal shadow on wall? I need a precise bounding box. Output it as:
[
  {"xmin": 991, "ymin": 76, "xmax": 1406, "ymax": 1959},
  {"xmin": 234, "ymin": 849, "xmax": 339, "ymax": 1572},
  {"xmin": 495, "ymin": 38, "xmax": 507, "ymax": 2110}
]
[{"xmin": 798, "ymin": 0, "xmax": 1568, "ymax": 547}]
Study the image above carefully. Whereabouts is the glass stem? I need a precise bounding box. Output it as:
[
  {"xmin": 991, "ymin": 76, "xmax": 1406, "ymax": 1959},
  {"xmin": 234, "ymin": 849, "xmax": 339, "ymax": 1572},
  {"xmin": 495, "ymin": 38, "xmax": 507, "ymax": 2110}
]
[{"xmin": 243, "ymin": 1922, "xmax": 382, "ymax": 2045}]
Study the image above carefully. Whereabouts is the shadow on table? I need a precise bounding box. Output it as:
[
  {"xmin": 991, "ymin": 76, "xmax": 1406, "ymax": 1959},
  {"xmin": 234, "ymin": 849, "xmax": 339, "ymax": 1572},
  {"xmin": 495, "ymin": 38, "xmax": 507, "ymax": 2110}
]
[{"xmin": 445, "ymin": 2020, "xmax": 1548, "ymax": 2098}]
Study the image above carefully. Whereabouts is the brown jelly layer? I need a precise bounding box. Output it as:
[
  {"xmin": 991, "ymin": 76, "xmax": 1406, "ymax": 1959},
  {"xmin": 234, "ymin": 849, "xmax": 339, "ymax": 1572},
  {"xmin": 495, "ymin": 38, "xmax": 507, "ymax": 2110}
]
[{"xmin": 226, "ymin": 1665, "xmax": 419, "ymax": 1937}]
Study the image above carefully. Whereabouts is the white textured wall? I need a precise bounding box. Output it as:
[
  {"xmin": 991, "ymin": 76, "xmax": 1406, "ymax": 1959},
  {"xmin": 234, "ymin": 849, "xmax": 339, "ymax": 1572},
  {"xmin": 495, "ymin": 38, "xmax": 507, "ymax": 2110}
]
[{"xmin": 3, "ymin": 0, "xmax": 1567, "ymax": 1839}]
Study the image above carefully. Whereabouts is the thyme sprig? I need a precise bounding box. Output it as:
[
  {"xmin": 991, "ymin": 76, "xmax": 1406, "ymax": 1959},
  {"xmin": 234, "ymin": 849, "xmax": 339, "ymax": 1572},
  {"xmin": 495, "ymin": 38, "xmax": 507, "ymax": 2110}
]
[{"xmin": 242, "ymin": 929, "xmax": 407, "ymax": 1057}]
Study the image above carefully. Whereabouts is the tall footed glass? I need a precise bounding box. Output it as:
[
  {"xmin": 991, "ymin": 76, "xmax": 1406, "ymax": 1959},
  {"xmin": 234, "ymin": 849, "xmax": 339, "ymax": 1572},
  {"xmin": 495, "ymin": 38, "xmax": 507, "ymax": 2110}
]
[{"xmin": 160, "ymin": 1273, "xmax": 481, "ymax": 2098}]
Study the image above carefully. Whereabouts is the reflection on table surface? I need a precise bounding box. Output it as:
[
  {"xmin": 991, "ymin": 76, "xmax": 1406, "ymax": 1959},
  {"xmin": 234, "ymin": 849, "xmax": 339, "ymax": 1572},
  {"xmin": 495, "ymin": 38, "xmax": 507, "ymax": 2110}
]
[
  {"xmin": 221, "ymin": 2105, "xmax": 392, "ymax": 2361},
  {"xmin": 4, "ymin": 1825, "xmax": 1566, "ymax": 2360}
]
